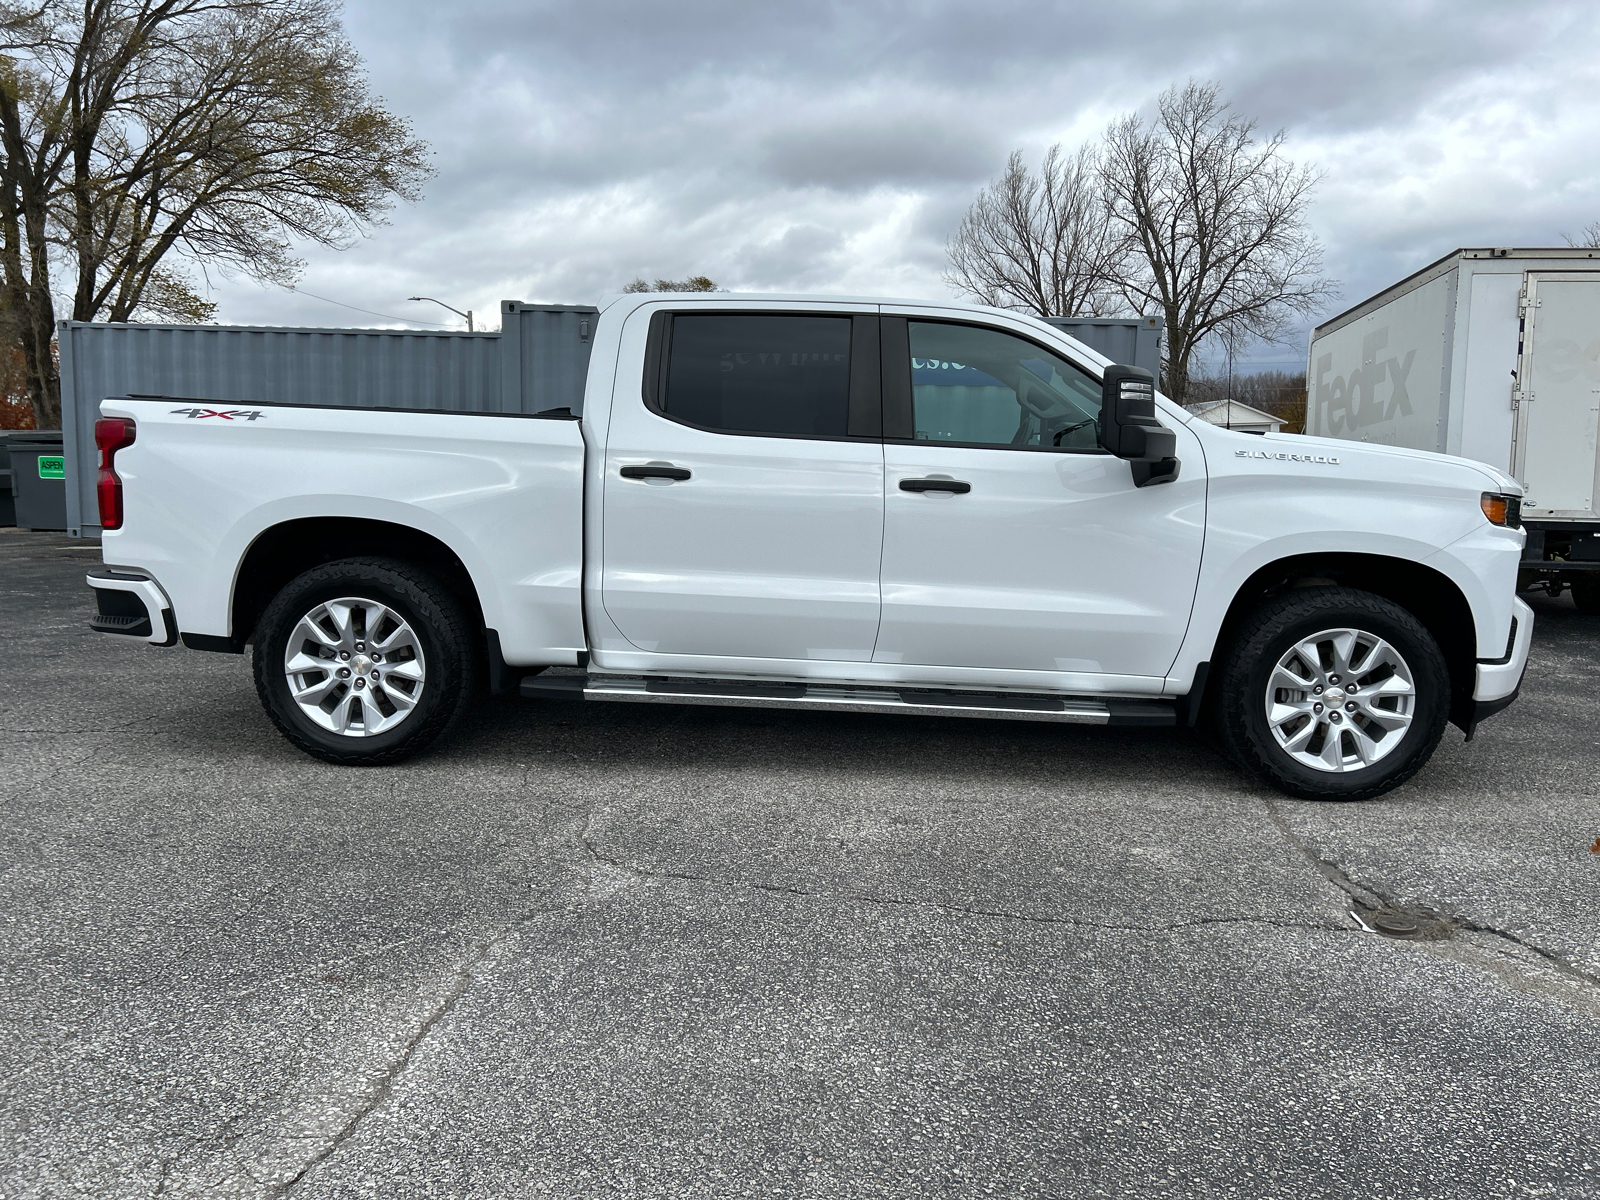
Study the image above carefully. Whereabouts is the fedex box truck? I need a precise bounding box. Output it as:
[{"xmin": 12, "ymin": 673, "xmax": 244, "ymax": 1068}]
[{"xmin": 1306, "ymin": 247, "xmax": 1600, "ymax": 611}]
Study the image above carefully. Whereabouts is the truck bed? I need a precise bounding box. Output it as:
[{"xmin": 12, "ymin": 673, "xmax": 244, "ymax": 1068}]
[{"xmin": 98, "ymin": 398, "xmax": 589, "ymax": 666}]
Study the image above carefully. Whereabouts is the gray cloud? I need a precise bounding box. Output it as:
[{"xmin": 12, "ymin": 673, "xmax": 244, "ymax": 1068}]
[
  {"xmin": 759, "ymin": 116, "xmax": 998, "ymax": 191},
  {"xmin": 199, "ymin": 0, "xmax": 1600, "ymax": 372},
  {"xmin": 733, "ymin": 224, "xmax": 842, "ymax": 283}
]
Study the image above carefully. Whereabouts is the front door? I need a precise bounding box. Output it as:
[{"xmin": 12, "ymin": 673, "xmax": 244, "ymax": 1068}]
[
  {"xmin": 601, "ymin": 306, "xmax": 886, "ymax": 662},
  {"xmin": 873, "ymin": 313, "xmax": 1206, "ymax": 682}
]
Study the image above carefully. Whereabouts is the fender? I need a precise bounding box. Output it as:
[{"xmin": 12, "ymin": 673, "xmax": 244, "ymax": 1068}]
[
  {"xmin": 220, "ymin": 495, "xmax": 506, "ymax": 633},
  {"xmin": 1167, "ymin": 528, "xmax": 1491, "ymax": 693}
]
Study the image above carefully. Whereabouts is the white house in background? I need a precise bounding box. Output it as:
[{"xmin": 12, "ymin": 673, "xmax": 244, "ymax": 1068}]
[{"xmin": 1182, "ymin": 399, "xmax": 1283, "ymax": 433}]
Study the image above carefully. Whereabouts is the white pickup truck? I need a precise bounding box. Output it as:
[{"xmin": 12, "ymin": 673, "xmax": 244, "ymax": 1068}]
[{"xmin": 85, "ymin": 292, "xmax": 1533, "ymax": 799}]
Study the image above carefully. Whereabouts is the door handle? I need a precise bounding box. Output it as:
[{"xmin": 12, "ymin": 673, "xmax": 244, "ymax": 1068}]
[
  {"xmin": 621, "ymin": 463, "xmax": 692, "ymax": 481},
  {"xmin": 899, "ymin": 477, "xmax": 971, "ymax": 494}
]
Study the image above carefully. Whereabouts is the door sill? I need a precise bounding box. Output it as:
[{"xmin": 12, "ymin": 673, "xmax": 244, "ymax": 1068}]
[{"xmin": 520, "ymin": 674, "xmax": 1174, "ymax": 727}]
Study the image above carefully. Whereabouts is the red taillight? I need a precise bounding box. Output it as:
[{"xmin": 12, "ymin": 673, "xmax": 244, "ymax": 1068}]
[{"xmin": 95, "ymin": 417, "xmax": 136, "ymax": 530}]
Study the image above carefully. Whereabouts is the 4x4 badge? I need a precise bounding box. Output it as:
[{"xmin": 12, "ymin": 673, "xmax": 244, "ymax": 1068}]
[{"xmin": 170, "ymin": 408, "xmax": 265, "ymax": 420}]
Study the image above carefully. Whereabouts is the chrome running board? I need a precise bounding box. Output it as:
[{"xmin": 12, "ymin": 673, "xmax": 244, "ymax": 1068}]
[{"xmin": 519, "ymin": 674, "xmax": 1175, "ymax": 727}]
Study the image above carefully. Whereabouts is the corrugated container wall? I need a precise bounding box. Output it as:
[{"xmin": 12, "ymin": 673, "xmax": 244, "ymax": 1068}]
[
  {"xmin": 1044, "ymin": 315, "xmax": 1164, "ymax": 377},
  {"xmin": 58, "ymin": 302, "xmax": 597, "ymax": 536}
]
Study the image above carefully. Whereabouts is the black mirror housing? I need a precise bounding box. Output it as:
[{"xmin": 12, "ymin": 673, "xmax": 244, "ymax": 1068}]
[
  {"xmin": 1099, "ymin": 365, "xmax": 1160, "ymax": 457},
  {"xmin": 1099, "ymin": 364, "xmax": 1179, "ymax": 487}
]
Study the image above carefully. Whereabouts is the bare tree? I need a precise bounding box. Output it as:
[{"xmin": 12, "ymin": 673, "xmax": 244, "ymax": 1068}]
[
  {"xmin": 945, "ymin": 145, "xmax": 1125, "ymax": 318},
  {"xmin": 0, "ymin": 0, "xmax": 432, "ymax": 428},
  {"xmin": 624, "ymin": 275, "xmax": 720, "ymax": 293},
  {"xmin": 1563, "ymin": 222, "xmax": 1600, "ymax": 249},
  {"xmin": 1101, "ymin": 81, "xmax": 1336, "ymax": 403}
]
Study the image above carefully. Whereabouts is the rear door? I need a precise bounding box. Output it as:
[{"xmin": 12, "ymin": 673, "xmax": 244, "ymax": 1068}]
[
  {"xmin": 600, "ymin": 304, "xmax": 886, "ymax": 662},
  {"xmin": 1516, "ymin": 272, "xmax": 1600, "ymax": 520}
]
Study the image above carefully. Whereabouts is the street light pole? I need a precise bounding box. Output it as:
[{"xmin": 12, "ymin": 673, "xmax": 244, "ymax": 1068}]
[{"xmin": 408, "ymin": 296, "xmax": 473, "ymax": 332}]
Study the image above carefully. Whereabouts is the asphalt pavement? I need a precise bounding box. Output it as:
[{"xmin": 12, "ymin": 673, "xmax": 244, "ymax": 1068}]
[{"xmin": 2, "ymin": 529, "xmax": 1597, "ymax": 1199}]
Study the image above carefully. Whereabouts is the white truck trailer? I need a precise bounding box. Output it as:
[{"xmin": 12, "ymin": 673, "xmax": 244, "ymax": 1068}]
[{"xmin": 1306, "ymin": 247, "xmax": 1600, "ymax": 612}]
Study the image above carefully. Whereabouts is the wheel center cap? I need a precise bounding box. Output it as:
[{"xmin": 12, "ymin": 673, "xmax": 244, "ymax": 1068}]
[{"xmin": 353, "ymin": 655, "xmax": 372, "ymax": 675}]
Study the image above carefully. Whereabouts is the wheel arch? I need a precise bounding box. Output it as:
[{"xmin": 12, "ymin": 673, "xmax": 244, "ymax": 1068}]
[
  {"xmin": 231, "ymin": 517, "xmax": 486, "ymax": 647},
  {"xmin": 1201, "ymin": 553, "xmax": 1479, "ymax": 733}
]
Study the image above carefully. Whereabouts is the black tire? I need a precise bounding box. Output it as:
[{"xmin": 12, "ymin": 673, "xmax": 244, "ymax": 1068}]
[
  {"xmin": 1571, "ymin": 574, "xmax": 1600, "ymax": 615},
  {"xmin": 252, "ymin": 557, "xmax": 479, "ymax": 765},
  {"xmin": 1214, "ymin": 586, "xmax": 1450, "ymax": 801}
]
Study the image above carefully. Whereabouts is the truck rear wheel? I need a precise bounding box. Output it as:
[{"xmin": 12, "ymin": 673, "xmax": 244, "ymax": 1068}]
[
  {"xmin": 1571, "ymin": 574, "xmax": 1600, "ymax": 615},
  {"xmin": 252, "ymin": 558, "xmax": 479, "ymax": 765},
  {"xmin": 1214, "ymin": 587, "xmax": 1450, "ymax": 801}
]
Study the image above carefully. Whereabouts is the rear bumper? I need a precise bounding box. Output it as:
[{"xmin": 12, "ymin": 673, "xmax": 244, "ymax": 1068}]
[{"xmin": 86, "ymin": 569, "xmax": 177, "ymax": 646}]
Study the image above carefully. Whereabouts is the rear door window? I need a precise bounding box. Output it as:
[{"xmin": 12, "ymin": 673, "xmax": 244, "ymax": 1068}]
[{"xmin": 660, "ymin": 314, "xmax": 852, "ymax": 438}]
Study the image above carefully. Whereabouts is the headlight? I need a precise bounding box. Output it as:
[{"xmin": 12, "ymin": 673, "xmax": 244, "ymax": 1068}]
[{"xmin": 1480, "ymin": 492, "xmax": 1522, "ymax": 528}]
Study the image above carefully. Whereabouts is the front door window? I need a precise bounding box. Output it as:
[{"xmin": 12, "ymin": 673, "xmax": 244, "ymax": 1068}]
[{"xmin": 909, "ymin": 321, "xmax": 1103, "ymax": 452}]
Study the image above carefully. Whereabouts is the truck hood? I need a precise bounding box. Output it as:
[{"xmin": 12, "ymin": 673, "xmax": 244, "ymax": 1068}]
[{"xmin": 1242, "ymin": 431, "xmax": 1522, "ymax": 496}]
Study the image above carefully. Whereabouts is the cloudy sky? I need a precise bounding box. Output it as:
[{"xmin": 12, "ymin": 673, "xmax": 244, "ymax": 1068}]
[{"xmin": 201, "ymin": 0, "xmax": 1600, "ymax": 374}]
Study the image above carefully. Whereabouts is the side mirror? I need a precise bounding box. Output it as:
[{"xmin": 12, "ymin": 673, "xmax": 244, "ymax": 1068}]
[{"xmin": 1099, "ymin": 364, "xmax": 1179, "ymax": 487}]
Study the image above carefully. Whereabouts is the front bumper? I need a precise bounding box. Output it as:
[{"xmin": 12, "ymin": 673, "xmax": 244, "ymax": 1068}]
[
  {"xmin": 1474, "ymin": 596, "xmax": 1533, "ymax": 704},
  {"xmin": 1463, "ymin": 596, "xmax": 1533, "ymax": 739},
  {"xmin": 86, "ymin": 569, "xmax": 177, "ymax": 646}
]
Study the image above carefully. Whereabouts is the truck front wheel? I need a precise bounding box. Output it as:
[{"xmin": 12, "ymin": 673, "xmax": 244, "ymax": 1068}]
[
  {"xmin": 252, "ymin": 558, "xmax": 479, "ymax": 765},
  {"xmin": 1215, "ymin": 587, "xmax": 1451, "ymax": 801}
]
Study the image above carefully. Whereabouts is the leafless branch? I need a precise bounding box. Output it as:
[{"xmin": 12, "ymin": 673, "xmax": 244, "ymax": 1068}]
[
  {"xmin": 1562, "ymin": 221, "xmax": 1600, "ymax": 249},
  {"xmin": 944, "ymin": 144, "xmax": 1128, "ymax": 318}
]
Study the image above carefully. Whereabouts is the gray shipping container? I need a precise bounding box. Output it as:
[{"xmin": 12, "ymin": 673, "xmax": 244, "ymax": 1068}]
[
  {"xmin": 1044, "ymin": 315, "xmax": 1164, "ymax": 377},
  {"xmin": 59, "ymin": 301, "xmax": 598, "ymax": 537},
  {"xmin": 59, "ymin": 303, "xmax": 1162, "ymax": 538}
]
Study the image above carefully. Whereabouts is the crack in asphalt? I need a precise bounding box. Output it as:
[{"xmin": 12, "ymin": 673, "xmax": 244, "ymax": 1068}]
[
  {"xmin": 142, "ymin": 796, "xmax": 1598, "ymax": 1196},
  {"xmin": 272, "ymin": 912, "xmax": 534, "ymax": 1198},
  {"xmin": 1446, "ymin": 916, "xmax": 1600, "ymax": 989},
  {"xmin": 575, "ymin": 812, "xmax": 1352, "ymax": 935},
  {"xmin": 1263, "ymin": 797, "xmax": 1600, "ymax": 999},
  {"xmin": 258, "ymin": 809, "xmax": 1350, "ymax": 1195},
  {"xmin": 1261, "ymin": 799, "xmax": 1386, "ymax": 910}
]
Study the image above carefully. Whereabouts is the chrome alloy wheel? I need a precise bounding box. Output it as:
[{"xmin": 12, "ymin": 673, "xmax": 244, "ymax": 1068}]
[
  {"xmin": 1265, "ymin": 627, "xmax": 1416, "ymax": 773},
  {"xmin": 283, "ymin": 597, "xmax": 427, "ymax": 737}
]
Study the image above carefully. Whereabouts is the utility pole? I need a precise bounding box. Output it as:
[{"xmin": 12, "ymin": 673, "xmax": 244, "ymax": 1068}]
[
  {"xmin": 1225, "ymin": 332, "xmax": 1235, "ymax": 430},
  {"xmin": 408, "ymin": 296, "xmax": 473, "ymax": 331}
]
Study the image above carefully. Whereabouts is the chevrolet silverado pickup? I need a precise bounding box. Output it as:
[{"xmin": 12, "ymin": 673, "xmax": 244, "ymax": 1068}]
[{"xmin": 85, "ymin": 293, "xmax": 1533, "ymax": 799}]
